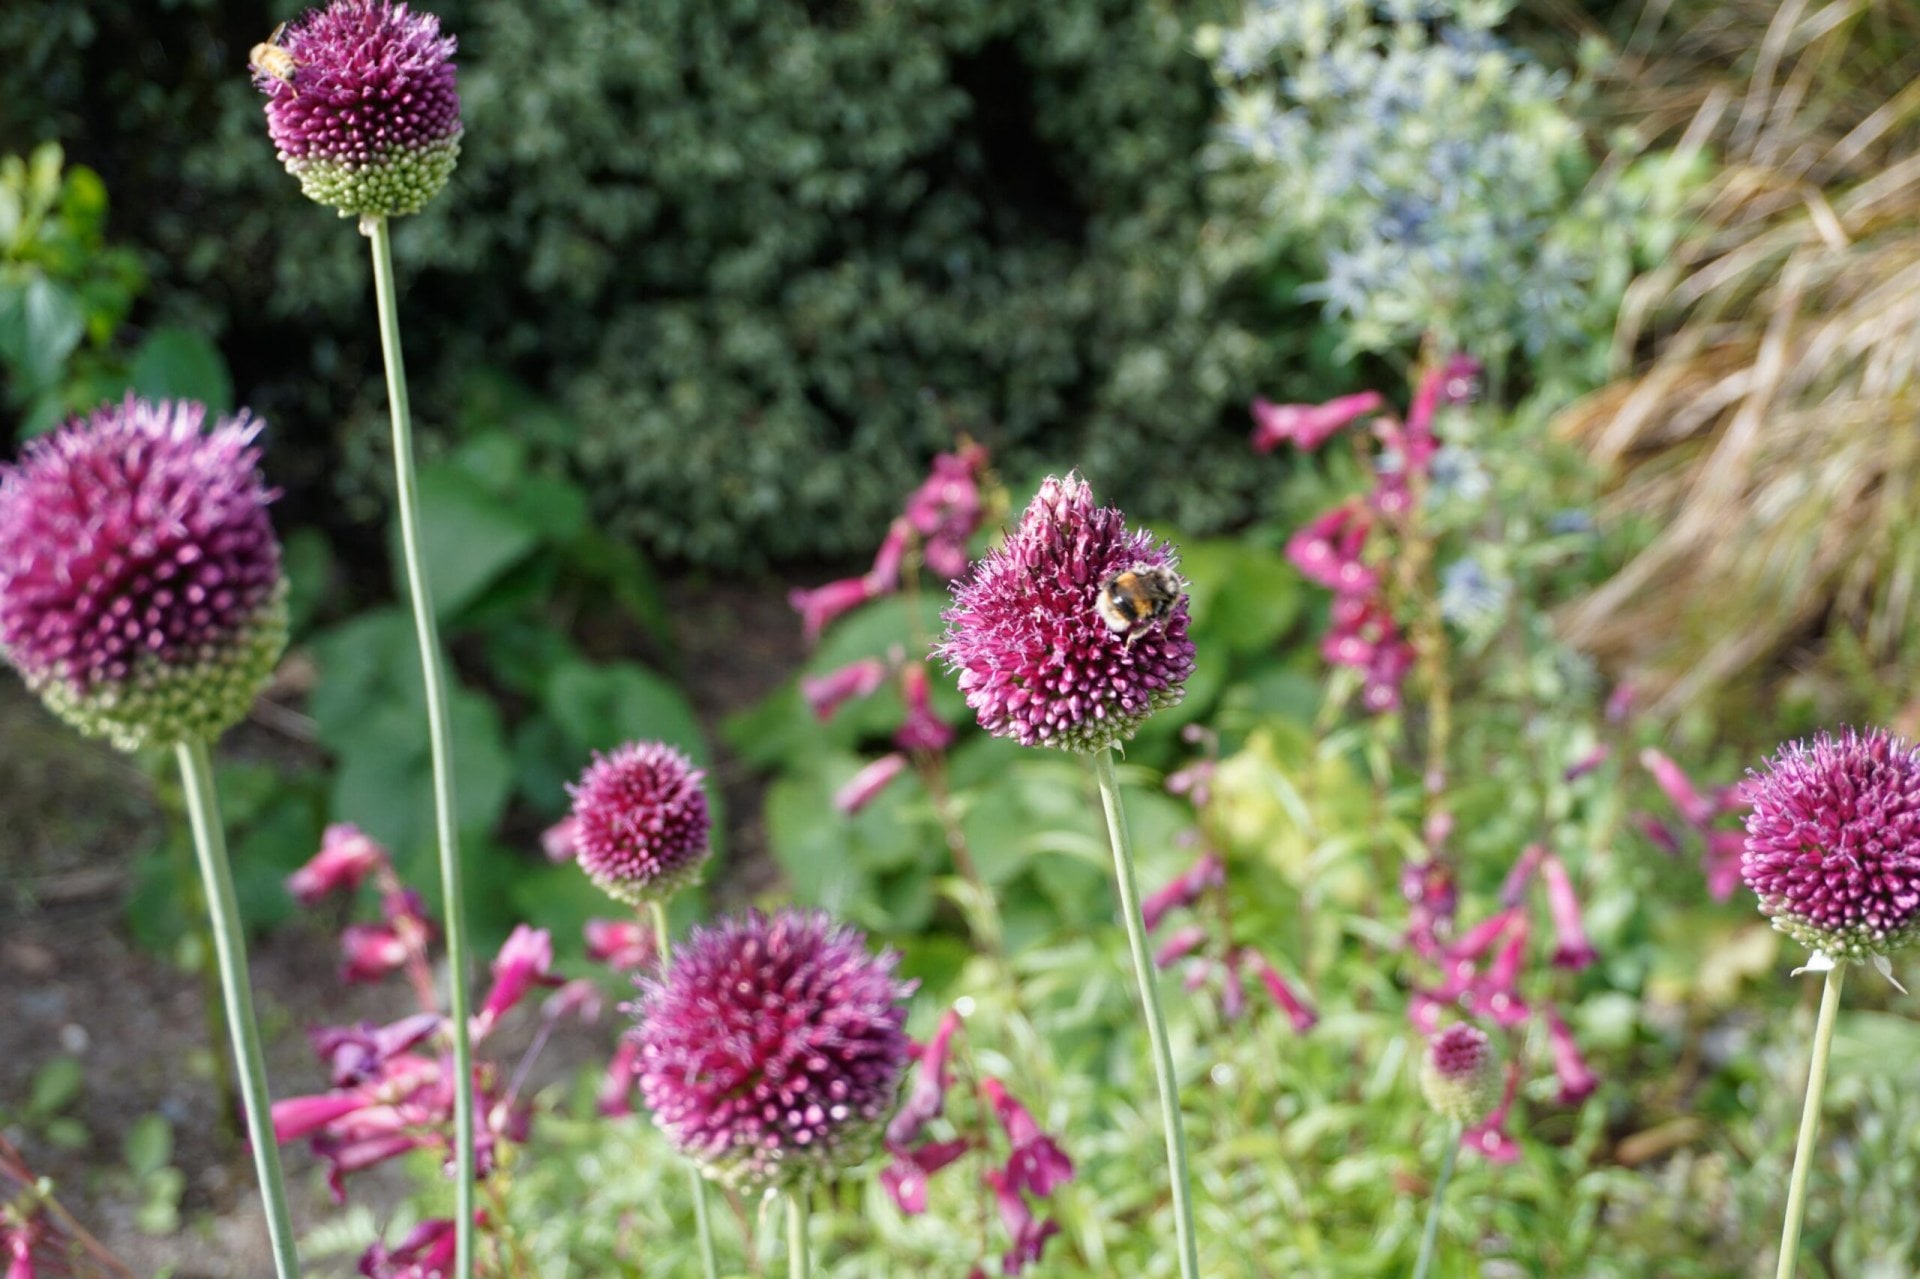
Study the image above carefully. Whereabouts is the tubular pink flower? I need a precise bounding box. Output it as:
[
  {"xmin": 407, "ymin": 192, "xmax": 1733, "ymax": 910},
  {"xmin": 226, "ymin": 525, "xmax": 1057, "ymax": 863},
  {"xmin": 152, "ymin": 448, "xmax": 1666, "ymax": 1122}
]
[
  {"xmin": 894, "ymin": 662, "xmax": 954, "ymax": 753},
  {"xmin": 1704, "ymin": 830, "xmax": 1745, "ymax": 901},
  {"xmin": 597, "ymin": 1037, "xmax": 641, "ymax": 1118},
  {"xmin": 982, "ymin": 1078, "xmax": 1073, "ymax": 1199},
  {"xmin": 1249, "ymin": 391, "xmax": 1385, "ymax": 453},
  {"xmin": 1742, "ymin": 728, "xmax": 1920, "ymax": 959},
  {"xmin": 1153, "ymin": 924, "xmax": 1209, "ymax": 970},
  {"xmin": 1142, "ymin": 852, "xmax": 1226, "ymax": 932},
  {"xmin": 1245, "ymin": 950, "xmax": 1318, "ymax": 1033},
  {"xmin": 272, "ymin": 1091, "xmax": 374, "ymax": 1144},
  {"xmin": 568, "ymin": 740, "xmax": 712, "ymax": 906},
  {"xmin": 583, "ymin": 917, "xmax": 653, "ymax": 971},
  {"xmin": 902, "ymin": 442, "xmax": 988, "ymax": 579},
  {"xmin": 888, "ymin": 1008, "xmax": 963, "ymax": 1147},
  {"xmin": 791, "ymin": 576, "xmax": 875, "ymax": 645},
  {"xmin": 360, "ymin": 1216, "xmax": 459, "ymax": 1279},
  {"xmin": 632, "ymin": 909, "xmax": 915, "ymax": 1192},
  {"xmin": 472, "ymin": 924, "xmax": 558, "ymax": 1039},
  {"xmin": 1635, "ymin": 813, "xmax": 1681, "ymax": 856},
  {"xmin": 1641, "ymin": 748, "xmax": 1717, "ymax": 827},
  {"xmin": 1419, "ymin": 1023, "xmax": 1500, "ymax": 1127},
  {"xmin": 256, "ymin": 0, "xmax": 462, "ymax": 219},
  {"xmin": 1471, "ymin": 916, "xmax": 1532, "ymax": 1029},
  {"xmin": 1286, "ymin": 502, "xmax": 1377, "ymax": 596},
  {"xmin": 341, "ymin": 923, "xmax": 410, "ymax": 983},
  {"xmin": 1541, "ymin": 855, "xmax": 1596, "ymax": 971},
  {"xmin": 0, "ymin": 397, "xmax": 288, "ymax": 751},
  {"xmin": 539, "ymin": 815, "xmax": 579, "ymax": 863},
  {"xmin": 1543, "ymin": 1006, "xmax": 1597, "ymax": 1104},
  {"xmin": 1564, "ymin": 744, "xmax": 1611, "ymax": 782},
  {"xmin": 311, "ymin": 1013, "xmax": 442, "ymax": 1087},
  {"xmin": 1461, "ymin": 1061, "xmax": 1523, "ymax": 1163},
  {"xmin": 938, "ymin": 473, "xmax": 1194, "ymax": 753},
  {"xmin": 880, "ymin": 1138, "xmax": 969, "ymax": 1216},
  {"xmin": 985, "ymin": 1167, "xmax": 1062, "ymax": 1275},
  {"xmin": 801, "ymin": 658, "xmax": 889, "ymax": 722},
  {"xmin": 289, "ymin": 823, "xmax": 389, "ymax": 904},
  {"xmin": 836, "ymin": 752, "xmax": 908, "ymax": 814}
]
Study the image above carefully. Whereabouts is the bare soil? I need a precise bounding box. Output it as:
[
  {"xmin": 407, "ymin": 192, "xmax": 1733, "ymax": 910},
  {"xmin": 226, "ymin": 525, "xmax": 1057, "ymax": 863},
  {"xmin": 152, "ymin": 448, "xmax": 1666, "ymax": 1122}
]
[{"xmin": 0, "ymin": 577, "xmax": 805, "ymax": 1277}]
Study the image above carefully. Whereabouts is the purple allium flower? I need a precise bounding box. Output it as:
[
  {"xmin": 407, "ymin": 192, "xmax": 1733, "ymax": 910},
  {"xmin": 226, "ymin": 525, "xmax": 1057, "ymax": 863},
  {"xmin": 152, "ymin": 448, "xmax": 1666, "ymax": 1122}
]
[
  {"xmin": 255, "ymin": 0, "xmax": 462, "ymax": 220},
  {"xmin": 0, "ymin": 397, "xmax": 288, "ymax": 751},
  {"xmin": 632, "ymin": 909, "xmax": 916, "ymax": 1192},
  {"xmin": 1420, "ymin": 1023, "xmax": 1500, "ymax": 1127},
  {"xmin": 938, "ymin": 473, "xmax": 1194, "ymax": 753},
  {"xmin": 567, "ymin": 740, "xmax": 712, "ymax": 906},
  {"xmin": 1741, "ymin": 728, "xmax": 1920, "ymax": 960}
]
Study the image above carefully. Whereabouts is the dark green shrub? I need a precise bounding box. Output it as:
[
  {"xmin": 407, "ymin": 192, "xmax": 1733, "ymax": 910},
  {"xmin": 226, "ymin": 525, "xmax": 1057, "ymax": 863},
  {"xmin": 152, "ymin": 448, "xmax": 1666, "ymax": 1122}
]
[{"xmin": 6, "ymin": 0, "xmax": 1311, "ymax": 567}]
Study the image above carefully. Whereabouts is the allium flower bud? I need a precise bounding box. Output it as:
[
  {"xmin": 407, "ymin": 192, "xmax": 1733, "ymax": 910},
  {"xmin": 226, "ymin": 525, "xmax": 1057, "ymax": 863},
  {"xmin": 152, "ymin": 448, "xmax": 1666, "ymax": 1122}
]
[
  {"xmin": 255, "ymin": 0, "xmax": 463, "ymax": 220},
  {"xmin": 632, "ymin": 909, "xmax": 916, "ymax": 1193},
  {"xmin": 1742, "ymin": 728, "xmax": 1920, "ymax": 960},
  {"xmin": 0, "ymin": 397, "xmax": 288, "ymax": 751},
  {"xmin": 567, "ymin": 741, "xmax": 712, "ymax": 906},
  {"xmin": 1420, "ymin": 1023, "xmax": 1500, "ymax": 1127},
  {"xmin": 938, "ymin": 474, "xmax": 1194, "ymax": 753}
]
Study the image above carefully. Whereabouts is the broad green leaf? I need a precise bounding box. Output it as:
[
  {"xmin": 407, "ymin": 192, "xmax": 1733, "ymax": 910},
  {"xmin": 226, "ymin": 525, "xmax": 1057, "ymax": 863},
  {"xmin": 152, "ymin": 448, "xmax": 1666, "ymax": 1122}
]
[
  {"xmin": 391, "ymin": 465, "xmax": 542, "ymax": 620},
  {"xmin": 129, "ymin": 326, "xmax": 233, "ymax": 415}
]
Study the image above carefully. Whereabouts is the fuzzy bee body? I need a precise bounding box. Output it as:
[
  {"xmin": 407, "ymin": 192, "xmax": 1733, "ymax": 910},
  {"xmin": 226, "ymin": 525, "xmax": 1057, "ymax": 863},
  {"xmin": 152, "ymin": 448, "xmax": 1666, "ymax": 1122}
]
[
  {"xmin": 250, "ymin": 22, "xmax": 299, "ymax": 88},
  {"xmin": 1094, "ymin": 563, "xmax": 1183, "ymax": 647}
]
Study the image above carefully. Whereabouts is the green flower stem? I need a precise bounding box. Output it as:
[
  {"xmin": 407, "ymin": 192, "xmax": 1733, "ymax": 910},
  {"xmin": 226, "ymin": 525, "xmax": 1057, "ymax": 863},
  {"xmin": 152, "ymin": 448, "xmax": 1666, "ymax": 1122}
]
[
  {"xmin": 787, "ymin": 1189, "xmax": 812, "ymax": 1279},
  {"xmin": 1776, "ymin": 962, "xmax": 1848, "ymax": 1279},
  {"xmin": 1092, "ymin": 746, "xmax": 1201, "ymax": 1279},
  {"xmin": 650, "ymin": 900, "xmax": 720, "ymax": 1279},
  {"xmin": 1411, "ymin": 1123, "xmax": 1462, "ymax": 1279},
  {"xmin": 175, "ymin": 738, "xmax": 302, "ymax": 1279},
  {"xmin": 366, "ymin": 215, "xmax": 475, "ymax": 1279}
]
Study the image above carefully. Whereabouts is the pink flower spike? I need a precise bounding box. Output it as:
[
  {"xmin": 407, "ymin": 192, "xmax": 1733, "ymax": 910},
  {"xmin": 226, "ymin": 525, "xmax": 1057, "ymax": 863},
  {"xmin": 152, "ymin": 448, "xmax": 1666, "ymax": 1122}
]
[
  {"xmin": 1154, "ymin": 924, "xmax": 1209, "ymax": 970},
  {"xmin": 1640, "ymin": 748, "xmax": 1717, "ymax": 827},
  {"xmin": 313, "ymin": 1130, "xmax": 430, "ymax": 1204},
  {"xmin": 311, "ymin": 1013, "xmax": 443, "ymax": 1088},
  {"xmin": 1544, "ymin": 1006, "xmax": 1598, "ymax": 1104},
  {"xmin": 1286, "ymin": 502, "xmax": 1376, "ymax": 595},
  {"xmin": 1249, "ymin": 391, "xmax": 1385, "ymax": 453},
  {"xmin": 473, "ymin": 925, "xmax": 559, "ymax": 1040},
  {"xmin": 1564, "ymin": 744, "xmax": 1611, "ymax": 782},
  {"xmin": 836, "ymin": 752, "xmax": 908, "ymax": 815},
  {"xmin": 981, "ymin": 1078, "xmax": 1074, "ymax": 1198},
  {"xmin": 540, "ymin": 816, "xmax": 579, "ymax": 863},
  {"xmin": 1499, "ymin": 846, "xmax": 1546, "ymax": 909},
  {"xmin": 289, "ymin": 823, "xmax": 387, "ymax": 904},
  {"xmin": 340, "ymin": 923, "xmax": 409, "ymax": 984},
  {"xmin": 359, "ymin": 1215, "xmax": 461, "ymax": 1279},
  {"xmin": 1245, "ymin": 950, "xmax": 1318, "ymax": 1033},
  {"xmin": 888, "ymin": 1007, "xmax": 963, "ymax": 1147},
  {"xmin": 894, "ymin": 663, "xmax": 955, "ymax": 753},
  {"xmin": 801, "ymin": 658, "xmax": 889, "ymax": 722},
  {"xmin": 1541, "ymin": 855, "xmax": 1597, "ymax": 971},
  {"xmin": 791, "ymin": 576, "xmax": 875, "ymax": 645},
  {"xmin": 597, "ymin": 1037, "xmax": 641, "ymax": 1118},
  {"xmin": 1476, "ymin": 918, "xmax": 1533, "ymax": 1029},
  {"xmin": 881, "ymin": 1138, "xmax": 970, "ymax": 1216},
  {"xmin": 1450, "ymin": 909, "xmax": 1519, "ymax": 964},
  {"xmin": 584, "ymin": 917, "xmax": 653, "ymax": 970}
]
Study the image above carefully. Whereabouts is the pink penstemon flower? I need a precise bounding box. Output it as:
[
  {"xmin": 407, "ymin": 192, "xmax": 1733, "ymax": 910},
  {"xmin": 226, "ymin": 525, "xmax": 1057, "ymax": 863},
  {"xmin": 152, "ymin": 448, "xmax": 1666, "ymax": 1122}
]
[
  {"xmin": 1540, "ymin": 854, "xmax": 1597, "ymax": 972},
  {"xmin": 801, "ymin": 658, "xmax": 890, "ymax": 722},
  {"xmin": 836, "ymin": 752, "xmax": 909, "ymax": 815}
]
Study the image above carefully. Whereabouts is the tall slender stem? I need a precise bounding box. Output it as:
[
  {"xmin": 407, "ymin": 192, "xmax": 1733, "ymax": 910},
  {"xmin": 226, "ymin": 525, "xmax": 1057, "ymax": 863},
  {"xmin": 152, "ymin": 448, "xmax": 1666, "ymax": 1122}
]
[
  {"xmin": 367, "ymin": 215, "xmax": 475, "ymax": 1279},
  {"xmin": 1092, "ymin": 747, "xmax": 1201, "ymax": 1279},
  {"xmin": 787, "ymin": 1189, "xmax": 812, "ymax": 1279},
  {"xmin": 175, "ymin": 738, "xmax": 302, "ymax": 1278},
  {"xmin": 1411, "ymin": 1124, "xmax": 1461, "ymax": 1279},
  {"xmin": 1776, "ymin": 963, "xmax": 1847, "ymax": 1279},
  {"xmin": 650, "ymin": 900, "xmax": 720, "ymax": 1279}
]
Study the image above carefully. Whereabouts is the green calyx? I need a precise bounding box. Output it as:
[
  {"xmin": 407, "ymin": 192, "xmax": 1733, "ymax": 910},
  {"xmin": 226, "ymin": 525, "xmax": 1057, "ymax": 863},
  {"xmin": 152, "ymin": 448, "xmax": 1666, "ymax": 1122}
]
[
  {"xmin": 31, "ymin": 581, "xmax": 290, "ymax": 753},
  {"xmin": 282, "ymin": 133, "xmax": 462, "ymax": 220}
]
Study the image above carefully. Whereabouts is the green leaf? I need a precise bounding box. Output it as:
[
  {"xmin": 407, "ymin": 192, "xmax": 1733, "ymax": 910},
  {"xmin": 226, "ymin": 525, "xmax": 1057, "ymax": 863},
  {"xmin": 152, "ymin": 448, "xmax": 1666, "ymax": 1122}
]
[
  {"xmin": 28, "ymin": 1055, "xmax": 83, "ymax": 1118},
  {"xmin": 392, "ymin": 466, "xmax": 542, "ymax": 620},
  {"xmin": 123, "ymin": 1112, "xmax": 174, "ymax": 1176},
  {"xmin": 129, "ymin": 326, "xmax": 233, "ymax": 415},
  {"xmin": 545, "ymin": 660, "xmax": 709, "ymax": 766}
]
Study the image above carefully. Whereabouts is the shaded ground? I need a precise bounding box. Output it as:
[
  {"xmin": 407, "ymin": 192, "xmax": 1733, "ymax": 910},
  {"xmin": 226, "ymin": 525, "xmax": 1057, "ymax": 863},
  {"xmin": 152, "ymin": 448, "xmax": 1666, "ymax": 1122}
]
[{"xmin": 0, "ymin": 577, "xmax": 804, "ymax": 1277}]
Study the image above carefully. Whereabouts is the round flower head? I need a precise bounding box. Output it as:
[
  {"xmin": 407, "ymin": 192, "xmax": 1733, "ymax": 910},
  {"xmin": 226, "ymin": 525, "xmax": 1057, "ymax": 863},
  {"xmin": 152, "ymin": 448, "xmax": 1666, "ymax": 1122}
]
[
  {"xmin": 1742, "ymin": 727, "xmax": 1920, "ymax": 960},
  {"xmin": 255, "ymin": 0, "xmax": 462, "ymax": 220},
  {"xmin": 633, "ymin": 909, "xmax": 915, "ymax": 1193},
  {"xmin": 938, "ymin": 473, "xmax": 1195, "ymax": 753},
  {"xmin": 1420, "ymin": 1023, "xmax": 1500, "ymax": 1127},
  {"xmin": 0, "ymin": 397, "xmax": 288, "ymax": 752},
  {"xmin": 567, "ymin": 741, "xmax": 712, "ymax": 906}
]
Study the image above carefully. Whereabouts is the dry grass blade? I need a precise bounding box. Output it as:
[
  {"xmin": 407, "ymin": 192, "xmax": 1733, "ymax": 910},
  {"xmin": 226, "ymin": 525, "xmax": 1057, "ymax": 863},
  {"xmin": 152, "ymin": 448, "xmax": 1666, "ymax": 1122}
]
[{"xmin": 1553, "ymin": 0, "xmax": 1920, "ymax": 716}]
